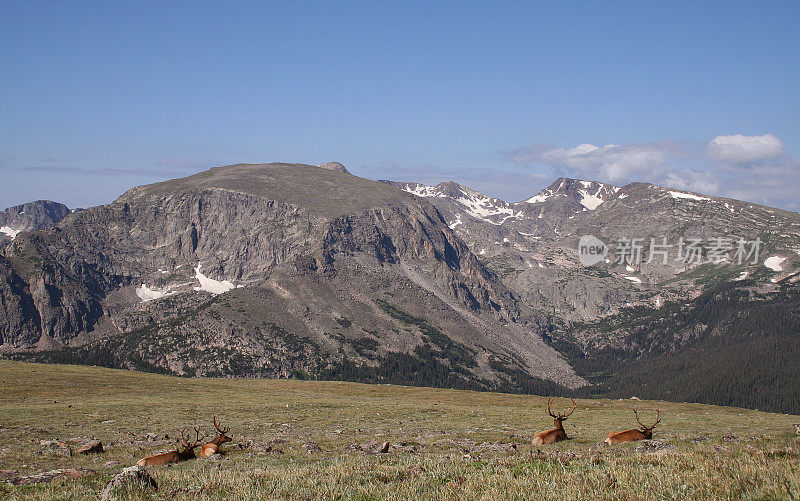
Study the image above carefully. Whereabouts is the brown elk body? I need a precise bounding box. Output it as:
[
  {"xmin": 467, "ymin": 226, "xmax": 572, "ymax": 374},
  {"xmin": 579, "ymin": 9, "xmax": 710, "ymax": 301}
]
[
  {"xmin": 199, "ymin": 416, "xmax": 232, "ymax": 458},
  {"xmin": 605, "ymin": 409, "xmax": 661, "ymax": 445},
  {"xmin": 137, "ymin": 427, "xmax": 207, "ymax": 467},
  {"xmin": 532, "ymin": 398, "xmax": 576, "ymax": 446}
]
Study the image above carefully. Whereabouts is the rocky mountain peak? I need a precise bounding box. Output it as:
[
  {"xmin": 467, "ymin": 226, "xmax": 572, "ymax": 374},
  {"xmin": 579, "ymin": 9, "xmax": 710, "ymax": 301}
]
[
  {"xmin": 523, "ymin": 178, "xmax": 621, "ymax": 210},
  {"xmin": 316, "ymin": 162, "xmax": 350, "ymax": 174},
  {"xmin": 0, "ymin": 200, "xmax": 72, "ymax": 245}
]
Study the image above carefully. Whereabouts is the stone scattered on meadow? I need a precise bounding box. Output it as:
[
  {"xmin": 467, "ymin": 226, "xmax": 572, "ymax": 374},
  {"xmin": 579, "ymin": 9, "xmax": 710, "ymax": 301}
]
[
  {"xmin": 304, "ymin": 442, "xmax": 323, "ymax": 453},
  {"xmin": 77, "ymin": 440, "xmax": 104, "ymax": 454},
  {"xmin": 721, "ymin": 432, "xmax": 739, "ymax": 442},
  {"xmin": 38, "ymin": 440, "xmax": 71, "ymax": 457},
  {"xmin": 7, "ymin": 468, "xmax": 95, "ymax": 485},
  {"xmin": 633, "ymin": 440, "xmax": 676, "ymax": 454},
  {"xmin": 100, "ymin": 465, "xmax": 157, "ymax": 501}
]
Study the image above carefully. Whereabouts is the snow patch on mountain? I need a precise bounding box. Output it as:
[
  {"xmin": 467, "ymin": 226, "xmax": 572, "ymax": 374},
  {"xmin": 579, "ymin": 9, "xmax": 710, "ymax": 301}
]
[
  {"xmin": 194, "ymin": 265, "xmax": 235, "ymax": 294},
  {"xmin": 524, "ymin": 179, "xmax": 619, "ymax": 210},
  {"xmin": 669, "ymin": 191, "xmax": 710, "ymax": 201},
  {"xmin": 392, "ymin": 181, "xmax": 523, "ymax": 224},
  {"xmin": 401, "ymin": 183, "xmax": 444, "ymax": 198},
  {"xmin": 0, "ymin": 226, "xmax": 20, "ymax": 240},
  {"xmin": 764, "ymin": 256, "xmax": 786, "ymax": 272},
  {"xmin": 455, "ymin": 189, "xmax": 523, "ymax": 224},
  {"xmin": 524, "ymin": 193, "xmax": 553, "ymax": 204},
  {"xmin": 136, "ymin": 284, "xmax": 176, "ymax": 302},
  {"xmin": 578, "ymin": 190, "xmax": 604, "ymax": 210}
]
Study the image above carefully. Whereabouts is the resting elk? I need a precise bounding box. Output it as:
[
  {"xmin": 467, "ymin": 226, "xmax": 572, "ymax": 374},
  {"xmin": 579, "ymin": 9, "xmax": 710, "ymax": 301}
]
[
  {"xmin": 531, "ymin": 398, "xmax": 576, "ymax": 446},
  {"xmin": 137, "ymin": 426, "xmax": 207, "ymax": 467},
  {"xmin": 199, "ymin": 416, "xmax": 233, "ymax": 458},
  {"xmin": 604, "ymin": 409, "xmax": 661, "ymax": 445}
]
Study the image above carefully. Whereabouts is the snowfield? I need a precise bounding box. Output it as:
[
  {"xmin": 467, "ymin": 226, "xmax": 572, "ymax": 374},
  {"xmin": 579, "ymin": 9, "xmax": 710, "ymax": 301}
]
[
  {"xmin": 0, "ymin": 226, "xmax": 20, "ymax": 240},
  {"xmin": 135, "ymin": 284, "xmax": 175, "ymax": 302},
  {"xmin": 763, "ymin": 256, "xmax": 786, "ymax": 272},
  {"xmin": 194, "ymin": 265, "xmax": 236, "ymax": 294},
  {"xmin": 669, "ymin": 191, "xmax": 710, "ymax": 201}
]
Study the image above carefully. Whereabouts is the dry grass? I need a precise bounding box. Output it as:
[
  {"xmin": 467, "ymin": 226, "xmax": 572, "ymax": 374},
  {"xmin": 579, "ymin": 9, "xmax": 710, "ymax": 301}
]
[{"xmin": 0, "ymin": 360, "xmax": 798, "ymax": 499}]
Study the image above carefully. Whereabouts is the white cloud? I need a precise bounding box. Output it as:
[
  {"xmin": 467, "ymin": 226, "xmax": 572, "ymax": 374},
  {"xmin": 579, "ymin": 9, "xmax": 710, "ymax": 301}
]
[
  {"xmin": 508, "ymin": 141, "xmax": 685, "ymax": 183},
  {"xmin": 707, "ymin": 134, "xmax": 784, "ymax": 163},
  {"xmin": 662, "ymin": 169, "xmax": 720, "ymax": 194},
  {"xmin": 505, "ymin": 133, "xmax": 800, "ymax": 211}
]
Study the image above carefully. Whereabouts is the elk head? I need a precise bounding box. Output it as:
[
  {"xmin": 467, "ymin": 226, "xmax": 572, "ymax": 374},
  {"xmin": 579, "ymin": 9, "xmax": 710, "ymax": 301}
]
[
  {"xmin": 547, "ymin": 397, "xmax": 576, "ymax": 429},
  {"xmin": 532, "ymin": 397, "xmax": 577, "ymax": 446},
  {"xmin": 137, "ymin": 426, "xmax": 207, "ymax": 467},
  {"xmin": 604, "ymin": 408, "xmax": 661, "ymax": 445},
  {"xmin": 199, "ymin": 416, "xmax": 232, "ymax": 458},
  {"xmin": 634, "ymin": 408, "xmax": 660, "ymax": 439},
  {"xmin": 210, "ymin": 416, "xmax": 232, "ymax": 445}
]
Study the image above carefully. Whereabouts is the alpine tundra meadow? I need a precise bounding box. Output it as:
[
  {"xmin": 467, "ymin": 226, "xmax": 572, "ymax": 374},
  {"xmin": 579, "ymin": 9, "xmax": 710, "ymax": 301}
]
[{"xmin": 1, "ymin": 1, "xmax": 799, "ymax": 499}]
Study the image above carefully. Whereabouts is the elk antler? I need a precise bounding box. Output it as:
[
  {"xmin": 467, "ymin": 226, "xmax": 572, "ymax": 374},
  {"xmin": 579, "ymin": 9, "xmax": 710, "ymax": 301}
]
[
  {"xmin": 212, "ymin": 415, "xmax": 229, "ymax": 435},
  {"xmin": 563, "ymin": 398, "xmax": 576, "ymax": 418},
  {"xmin": 546, "ymin": 397, "xmax": 557, "ymax": 418},
  {"xmin": 650, "ymin": 409, "xmax": 661, "ymax": 429},
  {"xmin": 634, "ymin": 408, "xmax": 661, "ymax": 430},
  {"xmin": 633, "ymin": 408, "xmax": 644, "ymax": 429},
  {"xmin": 178, "ymin": 426, "xmax": 207, "ymax": 451}
]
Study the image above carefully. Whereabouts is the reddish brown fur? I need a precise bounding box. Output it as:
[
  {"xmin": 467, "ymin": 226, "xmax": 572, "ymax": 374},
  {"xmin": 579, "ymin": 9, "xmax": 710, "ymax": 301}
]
[
  {"xmin": 137, "ymin": 427, "xmax": 207, "ymax": 467},
  {"xmin": 531, "ymin": 398, "xmax": 576, "ymax": 446},
  {"xmin": 199, "ymin": 416, "xmax": 232, "ymax": 458},
  {"xmin": 605, "ymin": 409, "xmax": 661, "ymax": 445}
]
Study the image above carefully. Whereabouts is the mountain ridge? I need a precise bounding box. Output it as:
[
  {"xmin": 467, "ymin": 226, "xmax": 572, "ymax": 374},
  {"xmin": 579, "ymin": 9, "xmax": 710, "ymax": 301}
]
[
  {"xmin": 2, "ymin": 162, "xmax": 799, "ymax": 411},
  {"xmin": 1, "ymin": 162, "xmax": 585, "ymax": 391}
]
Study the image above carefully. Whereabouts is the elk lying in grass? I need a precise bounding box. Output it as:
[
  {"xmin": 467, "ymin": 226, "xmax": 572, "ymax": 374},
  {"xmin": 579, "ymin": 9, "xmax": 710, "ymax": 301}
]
[
  {"xmin": 605, "ymin": 409, "xmax": 661, "ymax": 445},
  {"xmin": 137, "ymin": 426, "xmax": 207, "ymax": 467},
  {"xmin": 532, "ymin": 398, "xmax": 576, "ymax": 446},
  {"xmin": 199, "ymin": 416, "xmax": 232, "ymax": 458}
]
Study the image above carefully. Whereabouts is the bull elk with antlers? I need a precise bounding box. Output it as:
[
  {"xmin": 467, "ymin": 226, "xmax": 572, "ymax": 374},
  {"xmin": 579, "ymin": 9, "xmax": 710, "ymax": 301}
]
[
  {"xmin": 136, "ymin": 426, "xmax": 207, "ymax": 467},
  {"xmin": 605, "ymin": 409, "xmax": 661, "ymax": 445},
  {"xmin": 531, "ymin": 398, "xmax": 576, "ymax": 446},
  {"xmin": 199, "ymin": 416, "xmax": 232, "ymax": 458}
]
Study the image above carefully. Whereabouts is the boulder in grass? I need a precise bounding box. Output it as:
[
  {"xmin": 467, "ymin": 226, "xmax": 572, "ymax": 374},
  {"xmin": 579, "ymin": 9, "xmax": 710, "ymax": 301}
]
[
  {"xmin": 100, "ymin": 466, "xmax": 157, "ymax": 501},
  {"xmin": 358, "ymin": 440, "xmax": 391, "ymax": 454},
  {"xmin": 38, "ymin": 440, "xmax": 71, "ymax": 457},
  {"xmin": 77, "ymin": 440, "xmax": 104, "ymax": 455}
]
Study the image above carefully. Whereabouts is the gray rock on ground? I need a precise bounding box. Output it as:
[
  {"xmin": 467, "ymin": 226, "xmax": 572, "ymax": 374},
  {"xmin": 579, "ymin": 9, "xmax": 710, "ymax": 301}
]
[
  {"xmin": 76, "ymin": 440, "xmax": 104, "ymax": 454},
  {"xmin": 100, "ymin": 465, "xmax": 157, "ymax": 500},
  {"xmin": 6, "ymin": 468, "xmax": 94, "ymax": 485}
]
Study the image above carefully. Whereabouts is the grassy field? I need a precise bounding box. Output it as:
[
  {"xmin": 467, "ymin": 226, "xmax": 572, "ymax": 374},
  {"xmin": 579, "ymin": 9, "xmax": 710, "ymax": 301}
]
[{"xmin": 0, "ymin": 360, "xmax": 798, "ymax": 500}]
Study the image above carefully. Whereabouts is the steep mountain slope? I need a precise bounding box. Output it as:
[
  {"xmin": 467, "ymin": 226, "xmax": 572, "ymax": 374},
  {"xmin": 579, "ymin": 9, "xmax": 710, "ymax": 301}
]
[
  {"xmin": 384, "ymin": 177, "xmax": 800, "ymax": 320},
  {"xmin": 1, "ymin": 163, "xmax": 584, "ymax": 390},
  {"xmin": 383, "ymin": 176, "xmax": 800, "ymax": 411}
]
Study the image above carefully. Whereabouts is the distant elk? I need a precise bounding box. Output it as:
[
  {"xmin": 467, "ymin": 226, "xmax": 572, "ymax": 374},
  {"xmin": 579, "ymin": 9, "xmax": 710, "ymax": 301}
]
[
  {"xmin": 199, "ymin": 416, "xmax": 233, "ymax": 458},
  {"xmin": 532, "ymin": 398, "xmax": 576, "ymax": 446},
  {"xmin": 137, "ymin": 426, "xmax": 207, "ymax": 467},
  {"xmin": 605, "ymin": 409, "xmax": 661, "ymax": 445}
]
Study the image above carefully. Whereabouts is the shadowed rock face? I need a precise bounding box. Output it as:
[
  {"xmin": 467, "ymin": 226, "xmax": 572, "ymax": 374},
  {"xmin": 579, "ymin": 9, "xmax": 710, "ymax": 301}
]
[{"xmin": 0, "ymin": 163, "xmax": 585, "ymax": 390}]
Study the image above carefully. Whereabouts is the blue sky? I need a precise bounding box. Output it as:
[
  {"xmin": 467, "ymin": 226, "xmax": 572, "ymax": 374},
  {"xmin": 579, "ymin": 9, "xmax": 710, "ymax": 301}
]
[{"xmin": 1, "ymin": 1, "xmax": 799, "ymax": 209}]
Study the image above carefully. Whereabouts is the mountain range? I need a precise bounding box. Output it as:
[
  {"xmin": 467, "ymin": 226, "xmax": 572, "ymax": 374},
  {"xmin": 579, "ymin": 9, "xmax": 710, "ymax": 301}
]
[{"xmin": 2, "ymin": 162, "xmax": 798, "ymax": 412}]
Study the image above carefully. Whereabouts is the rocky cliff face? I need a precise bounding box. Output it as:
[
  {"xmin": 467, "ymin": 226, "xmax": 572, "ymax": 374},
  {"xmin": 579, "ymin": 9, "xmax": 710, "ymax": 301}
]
[{"xmin": 1, "ymin": 163, "xmax": 584, "ymax": 390}]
